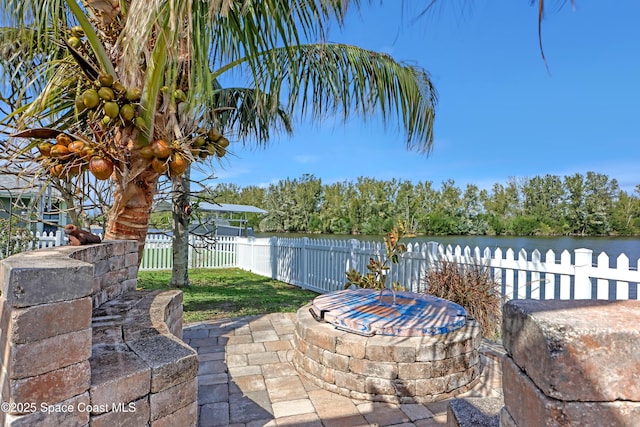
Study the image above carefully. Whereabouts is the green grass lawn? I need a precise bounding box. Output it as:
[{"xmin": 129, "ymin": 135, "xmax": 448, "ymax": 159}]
[{"xmin": 137, "ymin": 268, "xmax": 319, "ymax": 323}]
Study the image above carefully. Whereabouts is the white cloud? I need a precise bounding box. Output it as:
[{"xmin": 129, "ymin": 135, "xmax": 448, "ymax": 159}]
[{"xmin": 293, "ymin": 155, "xmax": 318, "ymax": 164}]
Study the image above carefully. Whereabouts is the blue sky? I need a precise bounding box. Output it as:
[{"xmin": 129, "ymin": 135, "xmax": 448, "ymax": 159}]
[{"xmin": 209, "ymin": 1, "xmax": 640, "ymax": 193}]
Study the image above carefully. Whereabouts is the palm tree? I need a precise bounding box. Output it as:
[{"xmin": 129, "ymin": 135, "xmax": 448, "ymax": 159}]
[{"xmin": 0, "ymin": 0, "xmax": 437, "ymax": 264}]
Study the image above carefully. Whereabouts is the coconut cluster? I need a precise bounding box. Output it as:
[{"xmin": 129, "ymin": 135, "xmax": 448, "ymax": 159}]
[
  {"xmin": 75, "ymin": 74, "xmax": 140, "ymax": 129},
  {"xmin": 189, "ymin": 128, "xmax": 230, "ymax": 160},
  {"xmin": 137, "ymin": 139, "xmax": 189, "ymax": 178},
  {"xmin": 43, "ymin": 26, "xmax": 231, "ymax": 182},
  {"xmin": 37, "ymin": 133, "xmax": 114, "ymax": 180}
]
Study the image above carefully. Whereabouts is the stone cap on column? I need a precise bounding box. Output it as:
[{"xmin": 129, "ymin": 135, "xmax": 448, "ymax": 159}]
[
  {"xmin": 1, "ymin": 247, "xmax": 94, "ymax": 308},
  {"xmin": 502, "ymin": 299, "xmax": 640, "ymax": 401}
]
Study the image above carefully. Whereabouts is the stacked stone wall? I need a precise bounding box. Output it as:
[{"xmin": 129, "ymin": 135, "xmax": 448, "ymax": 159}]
[
  {"xmin": 293, "ymin": 304, "xmax": 482, "ymax": 404},
  {"xmin": 0, "ymin": 242, "xmax": 197, "ymax": 426},
  {"xmin": 500, "ymin": 299, "xmax": 640, "ymax": 427}
]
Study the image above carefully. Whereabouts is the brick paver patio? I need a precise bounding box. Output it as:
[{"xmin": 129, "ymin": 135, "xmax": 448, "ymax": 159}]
[{"xmin": 183, "ymin": 313, "xmax": 503, "ymax": 427}]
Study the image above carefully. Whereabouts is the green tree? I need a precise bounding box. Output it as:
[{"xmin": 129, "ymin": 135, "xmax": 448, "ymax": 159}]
[
  {"xmin": 291, "ymin": 174, "xmax": 322, "ymax": 232},
  {"xmin": 461, "ymin": 184, "xmax": 488, "ymax": 235},
  {"xmin": 583, "ymin": 172, "xmax": 618, "ymax": 235},
  {"xmin": 610, "ymin": 188, "xmax": 640, "ymax": 235},
  {"xmin": 426, "ymin": 179, "xmax": 463, "ymax": 235},
  {"xmin": 563, "ymin": 173, "xmax": 588, "ymax": 235},
  {"xmin": 318, "ymin": 181, "xmax": 351, "ymax": 234},
  {"xmin": 521, "ymin": 174, "xmax": 565, "ymax": 234},
  {"xmin": 0, "ymin": 0, "xmax": 437, "ymax": 266}
]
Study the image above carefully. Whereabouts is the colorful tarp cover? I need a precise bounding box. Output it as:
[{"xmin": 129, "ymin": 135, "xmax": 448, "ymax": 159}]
[{"xmin": 309, "ymin": 289, "xmax": 467, "ymax": 337}]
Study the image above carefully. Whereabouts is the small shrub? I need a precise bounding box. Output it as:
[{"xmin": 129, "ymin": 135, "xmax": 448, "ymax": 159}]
[
  {"xmin": 423, "ymin": 260, "xmax": 503, "ymax": 339},
  {"xmin": 345, "ymin": 222, "xmax": 412, "ymax": 291}
]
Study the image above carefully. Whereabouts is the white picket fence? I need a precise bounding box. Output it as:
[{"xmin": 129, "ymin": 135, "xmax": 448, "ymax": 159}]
[
  {"xmin": 140, "ymin": 234, "xmax": 238, "ymax": 270},
  {"xmin": 234, "ymin": 237, "xmax": 640, "ymax": 301},
  {"xmin": 16, "ymin": 232, "xmax": 640, "ymax": 301}
]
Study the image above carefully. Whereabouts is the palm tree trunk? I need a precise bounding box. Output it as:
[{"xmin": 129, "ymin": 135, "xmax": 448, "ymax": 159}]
[
  {"xmin": 104, "ymin": 168, "xmax": 159, "ymax": 263},
  {"xmin": 170, "ymin": 167, "xmax": 191, "ymax": 288}
]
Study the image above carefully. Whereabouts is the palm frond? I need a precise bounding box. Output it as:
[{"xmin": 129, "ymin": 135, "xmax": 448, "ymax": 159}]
[
  {"xmin": 246, "ymin": 43, "xmax": 438, "ymax": 152},
  {"xmin": 209, "ymin": 87, "xmax": 293, "ymax": 145}
]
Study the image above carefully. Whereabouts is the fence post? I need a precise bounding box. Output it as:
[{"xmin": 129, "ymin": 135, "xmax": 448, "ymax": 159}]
[
  {"xmin": 301, "ymin": 237, "xmax": 309, "ymax": 289},
  {"xmin": 269, "ymin": 236, "xmax": 278, "ymax": 279},
  {"xmin": 346, "ymin": 239, "xmax": 360, "ymax": 273},
  {"xmin": 188, "ymin": 234, "xmax": 194, "ymax": 268},
  {"xmin": 574, "ymin": 248, "xmax": 593, "ymax": 299},
  {"xmin": 55, "ymin": 230, "xmax": 64, "ymax": 246},
  {"xmin": 426, "ymin": 241, "xmax": 439, "ymax": 270}
]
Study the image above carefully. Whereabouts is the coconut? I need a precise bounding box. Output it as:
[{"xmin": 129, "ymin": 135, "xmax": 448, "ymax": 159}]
[
  {"xmin": 119, "ymin": 104, "xmax": 135, "ymax": 122},
  {"xmin": 125, "ymin": 87, "xmax": 141, "ymax": 101},
  {"xmin": 83, "ymin": 89, "xmax": 100, "ymax": 109},
  {"xmin": 151, "ymin": 139, "xmax": 172, "ymax": 159},
  {"xmin": 56, "ymin": 134, "xmax": 73, "ymax": 146},
  {"xmin": 103, "ymin": 101, "xmax": 119, "ymax": 119},
  {"xmin": 81, "ymin": 146, "xmax": 95, "ymax": 159},
  {"xmin": 217, "ymin": 137, "xmax": 230, "ymax": 148},
  {"xmin": 38, "ymin": 142, "xmax": 53, "ymax": 156},
  {"xmin": 134, "ymin": 117, "xmax": 147, "ymax": 132},
  {"xmin": 139, "ymin": 146, "xmax": 155, "ymax": 159},
  {"xmin": 75, "ymin": 95, "xmax": 86, "ymax": 112},
  {"xmin": 215, "ymin": 146, "xmax": 227, "ymax": 158},
  {"xmin": 89, "ymin": 157, "xmax": 114, "ymax": 180},
  {"xmin": 112, "ymin": 81, "xmax": 125, "ymax": 94},
  {"xmin": 70, "ymin": 26, "xmax": 84, "ymax": 37},
  {"xmin": 174, "ymin": 89, "xmax": 187, "ymax": 102},
  {"xmin": 98, "ymin": 73, "xmax": 114, "ymax": 87},
  {"xmin": 151, "ymin": 158, "xmax": 168, "ymax": 174},
  {"xmin": 50, "ymin": 145, "xmax": 70, "ymax": 157},
  {"xmin": 169, "ymin": 154, "xmax": 188, "ymax": 177},
  {"xmin": 192, "ymin": 136, "xmax": 206, "ymax": 148},
  {"xmin": 67, "ymin": 36, "xmax": 81, "ymax": 48},
  {"xmin": 68, "ymin": 140, "xmax": 85, "ymax": 154},
  {"xmin": 50, "ymin": 163, "xmax": 64, "ymax": 177},
  {"xmin": 205, "ymin": 144, "xmax": 216, "ymax": 155},
  {"xmin": 98, "ymin": 87, "xmax": 115, "ymax": 101},
  {"xmin": 207, "ymin": 128, "xmax": 222, "ymax": 142}
]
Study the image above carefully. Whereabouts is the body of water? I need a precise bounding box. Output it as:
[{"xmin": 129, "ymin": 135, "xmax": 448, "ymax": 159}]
[{"xmin": 256, "ymin": 233, "xmax": 640, "ymax": 267}]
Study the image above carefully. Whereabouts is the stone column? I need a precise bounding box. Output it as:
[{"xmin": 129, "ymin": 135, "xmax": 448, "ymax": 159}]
[
  {"xmin": 500, "ymin": 299, "xmax": 640, "ymax": 427},
  {"xmin": 0, "ymin": 247, "xmax": 94, "ymax": 426}
]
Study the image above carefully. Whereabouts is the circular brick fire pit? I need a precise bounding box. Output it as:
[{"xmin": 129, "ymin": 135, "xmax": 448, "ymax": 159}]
[{"xmin": 292, "ymin": 289, "xmax": 482, "ymax": 404}]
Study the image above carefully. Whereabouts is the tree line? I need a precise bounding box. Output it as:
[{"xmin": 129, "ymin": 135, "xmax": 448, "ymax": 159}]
[{"xmin": 209, "ymin": 172, "xmax": 640, "ymax": 236}]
